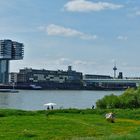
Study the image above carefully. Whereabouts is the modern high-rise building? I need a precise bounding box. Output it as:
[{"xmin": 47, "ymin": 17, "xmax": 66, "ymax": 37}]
[{"xmin": 0, "ymin": 39, "xmax": 24, "ymax": 84}]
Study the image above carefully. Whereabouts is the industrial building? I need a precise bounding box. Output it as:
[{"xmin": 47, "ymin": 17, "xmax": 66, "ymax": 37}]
[
  {"xmin": 10, "ymin": 66, "xmax": 83, "ymax": 89},
  {"xmin": 83, "ymin": 73, "xmax": 137, "ymax": 90},
  {"xmin": 84, "ymin": 74, "xmax": 113, "ymax": 79}
]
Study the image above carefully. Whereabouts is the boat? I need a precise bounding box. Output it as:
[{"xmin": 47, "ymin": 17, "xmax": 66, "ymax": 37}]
[
  {"xmin": 0, "ymin": 89, "xmax": 19, "ymax": 93},
  {"xmin": 30, "ymin": 84, "xmax": 42, "ymax": 89},
  {"xmin": 0, "ymin": 89, "xmax": 12, "ymax": 92},
  {"xmin": 0, "ymin": 83, "xmax": 19, "ymax": 93}
]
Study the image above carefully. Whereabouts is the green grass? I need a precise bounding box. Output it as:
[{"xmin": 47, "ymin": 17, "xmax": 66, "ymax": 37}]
[{"xmin": 0, "ymin": 109, "xmax": 140, "ymax": 139}]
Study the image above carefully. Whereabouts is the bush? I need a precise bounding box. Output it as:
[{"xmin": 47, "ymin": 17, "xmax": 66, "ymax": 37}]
[
  {"xmin": 96, "ymin": 94, "xmax": 120, "ymax": 109},
  {"xmin": 96, "ymin": 87, "xmax": 140, "ymax": 109}
]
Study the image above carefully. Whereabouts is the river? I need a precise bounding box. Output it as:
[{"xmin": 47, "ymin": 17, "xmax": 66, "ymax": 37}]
[{"xmin": 0, "ymin": 90, "xmax": 123, "ymax": 110}]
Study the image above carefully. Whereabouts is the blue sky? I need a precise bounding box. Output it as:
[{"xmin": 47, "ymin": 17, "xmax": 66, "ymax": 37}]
[{"xmin": 0, "ymin": 0, "xmax": 140, "ymax": 77}]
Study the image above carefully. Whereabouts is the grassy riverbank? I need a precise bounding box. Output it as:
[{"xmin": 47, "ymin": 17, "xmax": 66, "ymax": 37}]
[{"xmin": 0, "ymin": 109, "xmax": 140, "ymax": 140}]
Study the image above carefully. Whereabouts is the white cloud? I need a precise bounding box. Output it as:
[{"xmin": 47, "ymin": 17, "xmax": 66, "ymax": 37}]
[
  {"xmin": 73, "ymin": 60, "xmax": 96, "ymax": 66},
  {"xmin": 135, "ymin": 11, "xmax": 140, "ymax": 16},
  {"xmin": 64, "ymin": 0, "xmax": 123, "ymax": 12},
  {"xmin": 45, "ymin": 58, "xmax": 96, "ymax": 67},
  {"xmin": 127, "ymin": 9, "xmax": 140, "ymax": 17},
  {"xmin": 117, "ymin": 35, "xmax": 128, "ymax": 41},
  {"xmin": 57, "ymin": 58, "xmax": 72, "ymax": 65},
  {"xmin": 39, "ymin": 24, "xmax": 97, "ymax": 40}
]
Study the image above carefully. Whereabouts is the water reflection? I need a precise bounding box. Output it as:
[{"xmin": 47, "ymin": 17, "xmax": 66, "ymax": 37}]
[
  {"xmin": 0, "ymin": 92, "xmax": 22, "ymax": 109},
  {"xmin": 0, "ymin": 93, "xmax": 9, "ymax": 107}
]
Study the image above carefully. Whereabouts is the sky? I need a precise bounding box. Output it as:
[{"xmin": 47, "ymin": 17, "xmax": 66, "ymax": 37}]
[{"xmin": 0, "ymin": 0, "xmax": 140, "ymax": 77}]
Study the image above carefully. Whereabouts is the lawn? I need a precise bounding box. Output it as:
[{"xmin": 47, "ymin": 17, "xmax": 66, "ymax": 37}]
[{"xmin": 0, "ymin": 109, "xmax": 140, "ymax": 140}]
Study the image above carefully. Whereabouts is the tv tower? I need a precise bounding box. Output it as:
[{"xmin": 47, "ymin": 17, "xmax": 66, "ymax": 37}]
[{"xmin": 113, "ymin": 63, "xmax": 117, "ymax": 79}]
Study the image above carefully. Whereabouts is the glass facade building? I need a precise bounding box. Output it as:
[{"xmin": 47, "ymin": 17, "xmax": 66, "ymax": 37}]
[
  {"xmin": 0, "ymin": 60, "xmax": 9, "ymax": 83},
  {"xmin": 0, "ymin": 39, "xmax": 24, "ymax": 84},
  {"xmin": 0, "ymin": 40, "xmax": 12, "ymax": 59}
]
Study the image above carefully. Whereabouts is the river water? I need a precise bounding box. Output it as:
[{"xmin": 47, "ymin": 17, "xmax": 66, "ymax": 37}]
[{"xmin": 0, "ymin": 90, "xmax": 123, "ymax": 110}]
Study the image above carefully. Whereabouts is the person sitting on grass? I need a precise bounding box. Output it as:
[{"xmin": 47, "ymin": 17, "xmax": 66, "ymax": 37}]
[{"xmin": 105, "ymin": 112, "xmax": 115, "ymax": 123}]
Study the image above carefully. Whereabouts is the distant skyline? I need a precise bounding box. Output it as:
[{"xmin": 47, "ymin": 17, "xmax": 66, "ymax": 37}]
[{"xmin": 0, "ymin": 0, "xmax": 140, "ymax": 77}]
